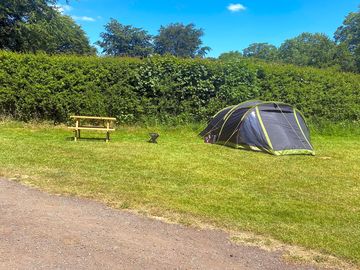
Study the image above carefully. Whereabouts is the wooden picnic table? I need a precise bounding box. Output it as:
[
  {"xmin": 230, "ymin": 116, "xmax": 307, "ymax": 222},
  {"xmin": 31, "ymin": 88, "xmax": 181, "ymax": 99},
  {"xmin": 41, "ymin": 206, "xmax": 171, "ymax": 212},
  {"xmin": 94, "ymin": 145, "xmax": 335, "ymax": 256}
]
[{"xmin": 68, "ymin": 115, "xmax": 116, "ymax": 142}]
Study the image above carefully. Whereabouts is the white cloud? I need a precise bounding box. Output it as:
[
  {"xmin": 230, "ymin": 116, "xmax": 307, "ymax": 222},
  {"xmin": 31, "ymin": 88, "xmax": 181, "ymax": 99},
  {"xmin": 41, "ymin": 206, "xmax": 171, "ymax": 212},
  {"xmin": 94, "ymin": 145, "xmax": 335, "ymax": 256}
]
[
  {"xmin": 54, "ymin": 4, "xmax": 73, "ymax": 14},
  {"xmin": 53, "ymin": 4, "xmax": 96, "ymax": 22},
  {"xmin": 227, "ymin": 3, "xmax": 246, "ymax": 12},
  {"xmin": 72, "ymin": 16, "xmax": 96, "ymax": 22}
]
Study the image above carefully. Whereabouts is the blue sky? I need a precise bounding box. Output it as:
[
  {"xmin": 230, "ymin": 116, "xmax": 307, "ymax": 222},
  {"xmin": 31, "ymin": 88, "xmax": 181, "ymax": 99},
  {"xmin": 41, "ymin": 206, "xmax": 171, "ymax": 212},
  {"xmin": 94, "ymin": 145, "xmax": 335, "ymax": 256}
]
[{"xmin": 57, "ymin": 0, "xmax": 359, "ymax": 57}]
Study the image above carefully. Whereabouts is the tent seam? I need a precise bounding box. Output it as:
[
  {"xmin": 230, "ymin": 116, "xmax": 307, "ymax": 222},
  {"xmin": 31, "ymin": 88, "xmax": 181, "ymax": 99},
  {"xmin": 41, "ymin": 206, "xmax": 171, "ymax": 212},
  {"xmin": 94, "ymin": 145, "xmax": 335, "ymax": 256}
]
[
  {"xmin": 217, "ymin": 100, "xmax": 258, "ymax": 139},
  {"xmin": 293, "ymin": 108, "xmax": 313, "ymax": 150},
  {"xmin": 255, "ymin": 106, "xmax": 274, "ymax": 150}
]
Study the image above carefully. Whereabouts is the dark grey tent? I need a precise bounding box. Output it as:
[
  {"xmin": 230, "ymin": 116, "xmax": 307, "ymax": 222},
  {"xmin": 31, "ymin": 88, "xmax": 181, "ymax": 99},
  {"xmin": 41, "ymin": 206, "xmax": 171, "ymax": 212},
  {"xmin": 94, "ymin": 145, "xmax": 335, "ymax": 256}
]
[{"xmin": 200, "ymin": 100, "xmax": 315, "ymax": 155}]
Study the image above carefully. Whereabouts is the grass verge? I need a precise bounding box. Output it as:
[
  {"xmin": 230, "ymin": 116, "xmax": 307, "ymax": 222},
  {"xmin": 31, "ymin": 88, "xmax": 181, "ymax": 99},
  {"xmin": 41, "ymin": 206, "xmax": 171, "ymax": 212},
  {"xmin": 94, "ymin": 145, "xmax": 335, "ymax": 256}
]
[{"xmin": 0, "ymin": 121, "xmax": 359, "ymax": 267}]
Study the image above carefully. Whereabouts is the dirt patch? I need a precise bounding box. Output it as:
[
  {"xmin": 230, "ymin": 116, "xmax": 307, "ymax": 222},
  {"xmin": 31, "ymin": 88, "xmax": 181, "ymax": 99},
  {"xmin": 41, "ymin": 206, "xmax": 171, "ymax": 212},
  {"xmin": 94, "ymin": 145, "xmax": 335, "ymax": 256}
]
[
  {"xmin": 0, "ymin": 178, "xmax": 321, "ymax": 270},
  {"xmin": 230, "ymin": 232, "xmax": 355, "ymax": 270}
]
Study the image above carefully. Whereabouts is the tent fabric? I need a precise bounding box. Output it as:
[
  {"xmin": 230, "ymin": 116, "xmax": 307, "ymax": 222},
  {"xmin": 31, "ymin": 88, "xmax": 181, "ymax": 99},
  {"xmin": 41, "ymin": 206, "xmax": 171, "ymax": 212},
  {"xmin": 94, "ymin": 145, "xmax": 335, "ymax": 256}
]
[
  {"xmin": 199, "ymin": 106, "xmax": 233, "ymax": 138},
  {"xmin": 200, "ymin": 100, "xmax": 315, "ymax": 156}
]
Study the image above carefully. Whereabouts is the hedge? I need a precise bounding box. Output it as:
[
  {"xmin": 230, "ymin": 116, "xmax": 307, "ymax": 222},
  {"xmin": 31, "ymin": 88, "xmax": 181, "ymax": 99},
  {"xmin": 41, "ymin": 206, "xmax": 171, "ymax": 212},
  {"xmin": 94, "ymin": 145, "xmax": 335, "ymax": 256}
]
[{"xmin": 0, "ymin": 50, "xmax": 359, "ymax": 125}]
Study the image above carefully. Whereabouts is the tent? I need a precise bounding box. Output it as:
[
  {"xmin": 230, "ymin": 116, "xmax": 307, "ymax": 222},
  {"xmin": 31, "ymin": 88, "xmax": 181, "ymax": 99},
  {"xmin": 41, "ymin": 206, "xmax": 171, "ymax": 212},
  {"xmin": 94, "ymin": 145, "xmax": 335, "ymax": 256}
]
[{"xmin": 199, "ymin": 100, "xmax": 315, "ymax": 155}]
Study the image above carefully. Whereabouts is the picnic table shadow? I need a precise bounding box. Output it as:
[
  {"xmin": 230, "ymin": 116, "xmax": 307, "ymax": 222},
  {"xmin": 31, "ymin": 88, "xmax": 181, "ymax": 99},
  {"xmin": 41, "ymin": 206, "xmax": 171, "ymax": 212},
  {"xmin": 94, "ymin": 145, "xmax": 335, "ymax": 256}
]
[{"xmin": 65, "ymin": 136, "xmax": 109, "ymax": 142}]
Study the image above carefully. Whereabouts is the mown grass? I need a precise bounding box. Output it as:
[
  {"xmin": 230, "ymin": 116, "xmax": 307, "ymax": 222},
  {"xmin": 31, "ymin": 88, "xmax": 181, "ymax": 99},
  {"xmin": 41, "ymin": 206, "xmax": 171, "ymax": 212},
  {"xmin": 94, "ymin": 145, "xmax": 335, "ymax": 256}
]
[{"xmin": 0, "ymin": 121, "xmax": 359, "ymax": 265}]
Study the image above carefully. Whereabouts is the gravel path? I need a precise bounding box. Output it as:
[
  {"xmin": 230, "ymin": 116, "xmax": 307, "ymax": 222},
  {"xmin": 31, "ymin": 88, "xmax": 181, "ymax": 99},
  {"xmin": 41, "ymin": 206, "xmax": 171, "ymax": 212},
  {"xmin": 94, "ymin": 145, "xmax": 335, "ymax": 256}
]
[{"xmin": 0, "ymin": 179, "xmax": 318, "ymax": 270}]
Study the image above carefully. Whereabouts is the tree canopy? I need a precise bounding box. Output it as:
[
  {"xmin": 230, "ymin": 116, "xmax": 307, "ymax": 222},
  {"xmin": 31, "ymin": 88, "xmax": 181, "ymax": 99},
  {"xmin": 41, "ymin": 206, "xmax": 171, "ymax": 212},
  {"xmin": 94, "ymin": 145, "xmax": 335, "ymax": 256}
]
[
  {"xmin": 278, "ymin": 33, "xmax": 337, "ymax": 68},
  {"xmin": 243, "ymin": 43, "xmax": 278, "ymax": 61},
  {"xmin": 335, "ymin": 8, "xmax": 360, "ymax": 53},
  {"xmin": 335, "ymin": 7, "xmax": 360, "ymax": 71},
  {"xmin": 218, "ymin": 51, "xmax": 243, "ymax": 61},
  {"xmin": 0, "ymin": 0, "xmax": 94, "ymax": 54},
  {"xmin": 154, "ymin": 23, "xmax": 210, "ymax": 58},
  {"xmin": 2, "ymin": 0, "xmax": 360, "ymax": 73},
  {"xmin": 217, "ymin": 6, "xmax": 360, "ymax": 73},
  {"xmin": 96, "ymin": 18, "xmax": 153, "ymax": 57}
]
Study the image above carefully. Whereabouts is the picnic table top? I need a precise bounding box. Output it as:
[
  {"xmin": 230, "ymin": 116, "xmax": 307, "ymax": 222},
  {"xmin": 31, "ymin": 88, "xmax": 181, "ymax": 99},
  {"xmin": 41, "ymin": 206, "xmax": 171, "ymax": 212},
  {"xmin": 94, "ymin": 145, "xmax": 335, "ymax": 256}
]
[{"xmin": 70, "ymin": 115, "xmax": 117, "ymax": 121}]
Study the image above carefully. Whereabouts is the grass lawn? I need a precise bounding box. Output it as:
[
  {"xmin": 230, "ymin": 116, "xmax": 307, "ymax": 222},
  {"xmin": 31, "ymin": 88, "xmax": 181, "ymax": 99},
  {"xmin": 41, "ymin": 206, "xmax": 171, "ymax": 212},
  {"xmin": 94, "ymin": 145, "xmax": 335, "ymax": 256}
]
[{"xmin": 0, "ymin": 121, "xmax": 359, "ymax": 265}]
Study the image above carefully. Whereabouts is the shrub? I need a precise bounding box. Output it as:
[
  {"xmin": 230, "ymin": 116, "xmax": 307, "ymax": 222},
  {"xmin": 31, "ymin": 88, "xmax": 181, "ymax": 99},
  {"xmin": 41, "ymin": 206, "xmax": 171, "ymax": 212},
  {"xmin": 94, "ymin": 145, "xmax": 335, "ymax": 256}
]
[{"xmin": 0, "ymin": 51, "xmax": 359, "ymax": 125}]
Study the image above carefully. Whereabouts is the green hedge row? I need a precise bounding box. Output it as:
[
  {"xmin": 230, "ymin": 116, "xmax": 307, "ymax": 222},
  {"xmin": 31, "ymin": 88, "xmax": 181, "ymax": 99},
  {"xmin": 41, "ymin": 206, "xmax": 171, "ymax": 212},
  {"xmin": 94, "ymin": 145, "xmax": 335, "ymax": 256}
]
[{"xmin": 0, "ymin": 50, "xmax": 359, "ymax": 124}]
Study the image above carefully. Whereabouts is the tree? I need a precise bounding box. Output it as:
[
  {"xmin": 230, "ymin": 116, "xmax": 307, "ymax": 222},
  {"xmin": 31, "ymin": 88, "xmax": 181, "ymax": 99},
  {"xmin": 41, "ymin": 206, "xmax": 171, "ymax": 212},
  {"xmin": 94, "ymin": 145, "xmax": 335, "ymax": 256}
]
[
  {"xmin": 96, "ymin": 18, "xmax": 153, "ymax": 57},
  {"xmin": 27, "ymin": 15, "xmax": 96, "ymax": 54},
  {"xmin": 333, "ymin": 43, "xmax": 357, "ymax": 72},
  {"xmin": 334, "ymin": 7, "xmax": 360, "ymax": 72},
  {"xmin": 278, "ymin": 33, "xmax": 337, "ymax": 68},
  {"xmin": 218, "ymin": 51, "xmax": 242, "ymax": 61},
  {"xmin": 334, "ymin": 8, "xmax": 360, "ymax": 53},
  {"xmin": 154, "ymin": 23, "xmax": 210, "ymax": 58},
  {"xmin": 0, "ymin": 0, "xmax": 55, "ymax": 52},
  {"xmin": 243, "ymin": 43, "xmax": 278, "ymax": 61},
  {"xmin": 0, "ymin": 0, "xmax": 94, "ymax": 54}
]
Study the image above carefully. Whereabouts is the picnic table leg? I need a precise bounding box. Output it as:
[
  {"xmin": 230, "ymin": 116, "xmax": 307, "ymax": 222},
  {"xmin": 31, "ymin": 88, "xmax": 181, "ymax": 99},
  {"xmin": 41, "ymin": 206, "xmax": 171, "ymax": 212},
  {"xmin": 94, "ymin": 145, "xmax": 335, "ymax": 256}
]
[
  {"xmin": 74, "ymin": 119, "xmax": 79, "ymax": 141},
  {"xmin": 106, "ymin": 120, "xmax": 110, "ymax": 142}
]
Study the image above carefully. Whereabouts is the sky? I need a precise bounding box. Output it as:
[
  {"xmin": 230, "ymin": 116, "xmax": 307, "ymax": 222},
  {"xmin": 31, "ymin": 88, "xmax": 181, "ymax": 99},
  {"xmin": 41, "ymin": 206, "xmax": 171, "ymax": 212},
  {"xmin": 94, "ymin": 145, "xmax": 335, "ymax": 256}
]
[{"xmin": 57, "ymin": 0, "xmax": 360, "ymax": 57}]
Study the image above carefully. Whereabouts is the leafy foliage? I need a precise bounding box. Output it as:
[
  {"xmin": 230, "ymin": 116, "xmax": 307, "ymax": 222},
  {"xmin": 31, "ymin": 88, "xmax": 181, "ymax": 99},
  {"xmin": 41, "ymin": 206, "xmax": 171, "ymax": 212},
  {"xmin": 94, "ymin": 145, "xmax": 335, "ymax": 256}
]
[
  {"xmin": 0, "ymin": 51, "xmax": 359, "ymax": 125},
  {"xmin": 243, "ymin": 43, "xmax": 278, "ymax": 61},
  {"xmin": 278, "ymin": 33, "xmax": 337, "ymax": 68},
  {"xmin": 218, "ymin": 51, "xmax": 243, "ymax": 61},
  {"xmin": 0, "ymin": 0, "xmax": 95, "ymax": 54},
  {"xmin": 335, "ymin": 7, "xmax": 360, "ymax": 71},
  {"xmin": 333, "ymin": 43, "xmax": 357, "ymax": 72},
  {"xmin": 334, "ymin": 8, "xmax": 360, "ymax": 53},
  {"xmin": 154, "ymin": 23, "xmax": 210, "ymax": 58},
  {"xmin": 96, "ymin": 18, "xmax": 153, "ymax": 57},
  {"xmin": 220, "ymin": 5, "xmax": 360, "ymax": 73}
]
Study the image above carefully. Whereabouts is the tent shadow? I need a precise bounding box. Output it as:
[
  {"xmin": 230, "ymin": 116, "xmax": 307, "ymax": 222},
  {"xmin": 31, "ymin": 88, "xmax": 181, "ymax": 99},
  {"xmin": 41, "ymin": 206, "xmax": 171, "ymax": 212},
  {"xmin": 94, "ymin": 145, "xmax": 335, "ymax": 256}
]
[{"xmin": 217, "ymin": 143, "xmax": 273, "ymax": 155}]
